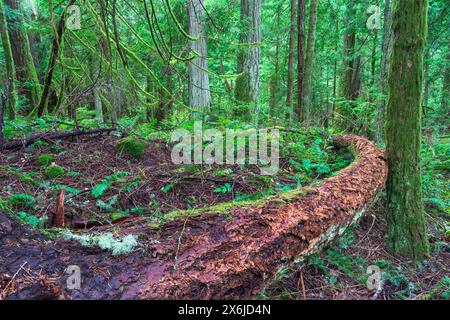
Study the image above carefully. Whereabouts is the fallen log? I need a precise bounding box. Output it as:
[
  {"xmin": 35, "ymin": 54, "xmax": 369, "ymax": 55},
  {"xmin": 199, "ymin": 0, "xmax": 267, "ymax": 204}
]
[
  {"xmin": 116, "ymin": 134, "xmax": 388, "ymax": 299},
  {"xmin": 0, "ymin": 135, "xmax": 387, "ymax": 300},
  {"xmin": 0, "ymin": 128, "xmax": 115, "ymax": 150}
]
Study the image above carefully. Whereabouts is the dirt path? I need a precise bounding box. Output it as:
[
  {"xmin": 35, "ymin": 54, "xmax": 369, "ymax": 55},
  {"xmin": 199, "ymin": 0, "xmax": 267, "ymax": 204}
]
[{"xmin": 0, "ymin": 135, "xmax": 387, "ymax": 300}]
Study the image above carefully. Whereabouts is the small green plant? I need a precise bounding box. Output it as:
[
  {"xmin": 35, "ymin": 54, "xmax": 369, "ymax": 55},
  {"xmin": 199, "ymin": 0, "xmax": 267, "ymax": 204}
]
[
  {"xmin": 214, "ymin": 183, "xmax": 232, "ymax": 194},
  {"xmin": 92, "ymin": 172, "xmax": 131, "ymax": 198},
  {"xmin": 8, "ymin": 194, "xmax": 35, "ymax": 208},
  {"xmin": 45, "ymin": 163, "xmax": 65, "ymax": 179},
  {"xmin": 17, "ymin": 211, "xmax": 43, "ymax": 228},
  {"xmin": 116, "ymin": 136, "xmax": 147, "ymax": 158},
  {"xmin": 37, "ymin": 154, "xmax": 55, "ymax": 166}
]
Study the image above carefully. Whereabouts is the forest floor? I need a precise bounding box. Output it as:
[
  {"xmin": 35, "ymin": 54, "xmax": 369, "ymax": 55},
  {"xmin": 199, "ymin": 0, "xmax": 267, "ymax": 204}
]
[
  {"xmin": 258, "ymin": 196, "xmax": 450, "ymax": 300},
  {"xmin": 0, "ymin": 134, "xmax": 303, "ymax": 230},
  {"xmin": 0, "ymin": 132, "xmax": 448, "ymax": 300}
]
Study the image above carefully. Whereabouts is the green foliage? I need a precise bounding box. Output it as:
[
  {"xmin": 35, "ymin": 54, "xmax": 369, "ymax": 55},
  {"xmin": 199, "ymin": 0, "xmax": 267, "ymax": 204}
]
[
  {"xmin": 214, "ymin": 183, "xmax": 232, "ymax": 194},
  {"xmin": 37, "ymin": 153, "xmax": 55, "ymax": 166},
  {"xmin": 17, "ymin": 211, "xmax": 43, "ymax": 228},
  {"xmin": 92, "ymin": 172, "xmax": 131, "ymax": 198},
  {"xmin": 45, "ymin": 164, "xmax": 65, "ymax": 179},
  {"xmin": 8, "ymin": 194, "xmax": 35, "ymax": 208},
  {"xmin": 116, "ymin": 136, "xmax": 148, "ymax": 159}
]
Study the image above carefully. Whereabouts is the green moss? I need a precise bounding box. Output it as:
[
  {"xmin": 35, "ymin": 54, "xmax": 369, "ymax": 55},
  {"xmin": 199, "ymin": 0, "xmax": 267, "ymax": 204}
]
[
  {"xmin": 37, "ymin": 154, "xmax": 55, "ymax": 166},
  {"xmin": 45, "ymin": 164, "xmax": 65, "ymax": 179},
  {"xmin": 0, "ymin": 166, "xmax": 39, "ymax": 186},
  {"xmin": 111, "ymin": 212, "xmax": 129, "ymax": 222},
  {"xmin": 116, "ymin": 136, "xmax": 148, "ymax": 158},
  {"xmin": 162, "ymin": 187, "xmax": 306, "ymax": 222}
]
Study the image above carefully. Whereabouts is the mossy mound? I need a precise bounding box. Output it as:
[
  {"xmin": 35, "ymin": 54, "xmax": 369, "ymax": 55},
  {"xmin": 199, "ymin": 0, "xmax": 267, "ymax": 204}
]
[
  {"xmin": 116, "ymin": 136, "xmax": 147, "ymax": 159},
  {"xmin": 37, "ymin": 154, "xmax": 55, "ymax": 166},
  {"xmin": 45, "ymin": 164, "xmax": 65, "ymax": 179}
]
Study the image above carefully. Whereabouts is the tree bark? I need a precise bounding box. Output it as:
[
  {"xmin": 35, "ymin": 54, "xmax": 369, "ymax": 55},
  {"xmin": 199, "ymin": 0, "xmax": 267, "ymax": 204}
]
[
  {"xmin": 234, "ymin": 0, "xmax": 261, "ymax": 120},
  {"xmin": 301, "ymin": 0, "xmax": 318, "ymax": 125},
  {"xmin": 295, "ymin": 0, "xmax": 306, "ymax": 120},
  {"xmin": 440, "ymin": 49, "xmax": 449, "ymax": 113},
  {"xmin": 4, "ymin": 0, "xmax": 40, "ymax": 112},
  {"xmin": 376, "ymin": 0, "xmax": 393, "ymax": 143},
  {"xmin": 285, "ymin": 0, "xmax": 296, "ymax": 109},
  {"xmin": 0, "ymin": 0, "xmax": 16, "ymax": 119},
  {"xmin": 386, "ymin": 0, "xmax": 430, "ymax": 259},
  {"xmin": 187, "ymin": 0, "xmax": 211, "ymax": 118}
]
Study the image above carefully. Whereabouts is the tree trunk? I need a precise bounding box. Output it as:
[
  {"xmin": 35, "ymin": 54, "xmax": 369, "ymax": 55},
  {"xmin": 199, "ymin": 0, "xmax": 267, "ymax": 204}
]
[
  {"xmin": 285, "ymin": 0, "xmax": 296, "ymax": 109},
  {"xmin": 94, "ymin": 89, "xmax": 104, "ymax": 125},
  {"xmin": 440, "ymin": 50, "xmax": 449, "ymax": 113},
  {"xmin": 36, "ymin": 0, "xmax": 76, "ymax": 117},
  {"xmin": 295, "ymin": 0, "xmax": 306, "ymax": 120},
  {"xmin": 187, "ymin": 0, "xmax": 211, "ymax": 118},
  {"xmin": 0, "ymin": 0, "xmax": 16, "ymax": 119},
  {"xmin": 376, "ymin": 0, "xmax": 393, "ymax": 143},
  {"xmin": 234, "ymin": 0, "xmax": 261, "ymax": 120},
  {"xmin": 4, "ymin": 0, "xmax": 40, "ymax": 112},
  {"xmin": 269, "ymin": 5, "xmax": 281, "ymax": 120},
  {"xmin": 301, "ymin": 0, "xmax": 318, "ymax": 125},
  {"xmin": 386, "ymin": 0, "xmax": 429, "ymax": 259}
]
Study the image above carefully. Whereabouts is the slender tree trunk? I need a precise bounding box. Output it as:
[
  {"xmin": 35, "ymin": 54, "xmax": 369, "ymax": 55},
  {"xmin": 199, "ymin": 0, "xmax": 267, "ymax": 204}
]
[
  {"xmin": 301, "ymin": 0, "xmax": 318, "ymax": 125},
  {"xmin": 235, "ymin": 0, "xmax": 261, "ymax": 121},
  {"xmin": 337, "ymin": 1, "xmax": 359, "ymax": 131},
  {"xmin": 332, "ymin": 16, "xmax": 339, "ymax": 127},
  {"xmin": 371, "ymin": 30, "xmax": 377, "ymax": 86},
  {"xmin": 339, "ymin": 7, "xmax": 356, "ymax": 100},
  {"xmin": 440, "ymin": 49, "xmax": 449, "ymax": 113},
  {"xmin": 0, "ymin": 0, "xmax": 16, "ymax": 119},
  {"xmin": 269, "ymin": 5, "xmax": 281, "ymax": 120},
  {"xmin": 4, "ymin": 0, "xmax": 40, "ymax": 112},
  {"xmin": 296, "ymin": 0, "xmax": 306, "ymax": 120},
  {"xmin": 376, "ymin": 0, "xmax": 393, "ymax": 143},
  {"xmin": 285, "ymin": 0, "xmax": 296, "ymax": 109},
  {"xmin": 187, "ymin": 0, "xmax": 211, "ymax": 117},
  {"xmin": 94, "ymin": 89, "xmax": 104, "ymax": 125},
  {"xmin": 386, "ymin": 0, "xmax": 429, "ymax": 259},
  {"xmin": 36, "ymin": 0, "xmax": 76, "ymax": 117}
]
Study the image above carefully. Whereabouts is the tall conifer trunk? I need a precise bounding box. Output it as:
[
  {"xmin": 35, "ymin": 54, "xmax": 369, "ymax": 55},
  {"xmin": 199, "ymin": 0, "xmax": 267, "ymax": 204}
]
[
  {"xmin": 386, "ymin": 0, "xmax": 430, "ymax": 259},
  {"xmin": 301, "ymin": 0, "xmax": 318, "ymax": 125},
  {"xmin": 187, "ymin": 0, "xmax": 211, "ymax": 117}
]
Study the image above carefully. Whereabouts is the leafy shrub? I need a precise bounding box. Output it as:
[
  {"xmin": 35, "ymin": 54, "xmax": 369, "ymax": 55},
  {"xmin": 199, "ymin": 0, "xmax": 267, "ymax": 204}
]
[
  {"xmin": 45, "ymin": 164, "xmax": 65, "ymax": 179},
  {"xmin": 37, "ymin": 154, "xmax": 55, "ymax": 166},
  {"xmin": 116, "ymin": 136, "xmax": 147, "ymax": 158}
]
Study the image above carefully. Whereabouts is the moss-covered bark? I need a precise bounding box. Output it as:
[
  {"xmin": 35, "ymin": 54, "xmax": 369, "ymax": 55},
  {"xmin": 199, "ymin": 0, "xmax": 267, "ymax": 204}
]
[
  {"xmin": 385, "ymin": 0, "xmax": 430, "ymax": 259},
  {"xmin": 0, "ymin": 0, "xmax": 16, "ymax": 119},
  {"xmin": 4, "ymin": 0, "xmax": 40, "ymax": 112}
]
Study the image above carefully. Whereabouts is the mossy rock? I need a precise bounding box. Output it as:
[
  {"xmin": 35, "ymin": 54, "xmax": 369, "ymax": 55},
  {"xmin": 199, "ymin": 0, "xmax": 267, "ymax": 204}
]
[
  {"xmin": 45, "ymin": 164, "xmax": 65, "ymax": 179},
  {"xmin": 37, "ymin": 154, "xmax": 55, "ymax": 166},
  {"xmin": 116, "ymin": 136, "xmax": 147, "ymax": 159}
]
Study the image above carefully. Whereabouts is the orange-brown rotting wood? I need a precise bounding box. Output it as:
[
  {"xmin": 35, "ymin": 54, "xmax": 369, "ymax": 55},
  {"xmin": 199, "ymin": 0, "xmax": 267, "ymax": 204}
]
[
  {"xmin": 120, "ymin": 135, "xmax": 387, "ymax": 299},
  {"xmin": 0, "ymin": 135, "xmax": 387, "ymax": 300}
]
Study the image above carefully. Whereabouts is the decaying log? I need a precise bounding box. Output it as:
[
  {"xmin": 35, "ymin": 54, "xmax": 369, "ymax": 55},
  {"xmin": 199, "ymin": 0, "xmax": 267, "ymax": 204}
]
[
  {"xmin": 117, "ymin": 134, "xmax": 388, "ymax": 299},
  {"xmin": 0, "ymin": 128, "xmax": 115, "ymax": 150},
  {"xmin": 0, "ymin": 135, "xmax": 387, "ymax": 300}
]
